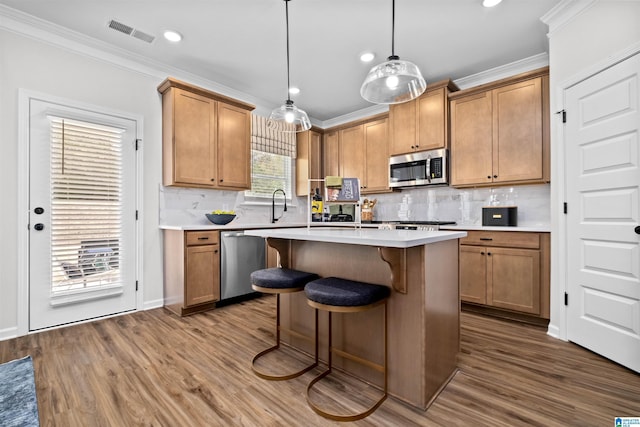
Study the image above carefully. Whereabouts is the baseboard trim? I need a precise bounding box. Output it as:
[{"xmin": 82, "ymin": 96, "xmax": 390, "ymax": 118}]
[
  {"xmin": 0, "ymin": 326, "xmax": 18, "ymax": 342},
  {"xmin": 143, "ymin": 299, "xmax": 164, "ymax": 311}
]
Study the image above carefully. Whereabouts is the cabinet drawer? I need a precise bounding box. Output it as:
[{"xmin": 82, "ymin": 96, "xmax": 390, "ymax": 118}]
[
  {"xmin": 186, "ymin": 230, "xmax": 219, "ymax": 246},
  {"xmin": 460, "ymin": 231, "xmax": 539, "ymax": 249}
]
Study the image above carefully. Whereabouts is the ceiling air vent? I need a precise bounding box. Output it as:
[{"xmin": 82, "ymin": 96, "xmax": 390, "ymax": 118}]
[
  {"xmin": 108, "ymin": 19, "xmax": 133, "ymax": 35},
  {"xmin": 131, "ymin": 29, "xmax": 155, "ymax": 44},
  {"xmin": 107, "ymin": 19, "xmax": 155, "ymax": 44}
]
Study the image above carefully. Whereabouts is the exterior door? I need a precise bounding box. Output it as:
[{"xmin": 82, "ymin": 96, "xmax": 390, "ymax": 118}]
[
  {"xmin": 29, "ymin": 97, "xmax": 138, "ymax": 331},
  {"xmin": 565, "ymin": 53, "xmax": 640, "ymax": 372}
]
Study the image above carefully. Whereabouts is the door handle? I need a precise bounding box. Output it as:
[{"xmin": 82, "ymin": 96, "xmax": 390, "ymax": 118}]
[
  {"xmin": 635, "ymin": 225, "xmax": 640, "ymax": 235},
  {"xmin": 34, "ymin": 207, "xmax": 44, "ymax": 215},
  {"xmin": 34, "ymin": 223, "xmax": 45, "ymax": 231}
]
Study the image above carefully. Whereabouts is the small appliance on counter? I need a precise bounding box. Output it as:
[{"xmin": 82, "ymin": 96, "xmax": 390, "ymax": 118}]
[{"xmin": 482, "ymin": 206, "xmax": 518, "ymax": 226}]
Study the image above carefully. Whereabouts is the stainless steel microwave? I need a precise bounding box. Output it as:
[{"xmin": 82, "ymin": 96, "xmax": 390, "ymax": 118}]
[{"xmin": 389, "ymin": 148, "xmax": 449, "ymax": 188}]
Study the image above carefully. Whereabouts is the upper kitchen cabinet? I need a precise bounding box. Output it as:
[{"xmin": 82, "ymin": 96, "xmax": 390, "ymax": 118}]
[
  {"xmin": 323, "ymin": 114, "xmax": 391, "ymax": 195},
  {"xmin": 158, "ymin": 77, "xmax": 255, "ymax": 190},
  {"xmin": 296, "ymin": 128, "xmax": 323, "ymax": 196},
  {"xmin": 323, "ymin": 130, "xmax": 340, "ymax": 178},
  {"xmin": 450, "ymin": 68, "xmax": 550, "ymax": 187},
  {"xmin": 389, "ymin": 79, "xmax": 459, "ymax": 155}
]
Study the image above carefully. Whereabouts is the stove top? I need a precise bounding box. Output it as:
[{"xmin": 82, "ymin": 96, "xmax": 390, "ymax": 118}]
[{"xmin": 370, "ymin": 220, "xmax": 456, "ymax": 226}]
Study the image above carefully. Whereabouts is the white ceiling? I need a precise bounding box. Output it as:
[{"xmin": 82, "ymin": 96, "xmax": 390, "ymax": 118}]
[{"xmin": 0, "ymin": 0, "xmax": 559, "ymax": 122}]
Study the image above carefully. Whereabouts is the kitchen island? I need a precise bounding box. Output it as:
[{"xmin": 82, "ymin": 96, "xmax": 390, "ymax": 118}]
[{"xmin": 245, "ymin": 227, "xmax": 467, "ymax": 410}]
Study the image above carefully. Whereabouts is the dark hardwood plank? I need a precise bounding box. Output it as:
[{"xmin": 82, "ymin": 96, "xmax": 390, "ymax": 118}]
[{"xmin": 1, "ymin": 296, "xmax": 638, "ymax": 426}]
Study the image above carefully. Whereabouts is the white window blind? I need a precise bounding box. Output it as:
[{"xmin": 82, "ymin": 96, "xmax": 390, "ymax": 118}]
[
  {"xmin": 245, "ymin": 115, "xmax": 296, "ymax": 199},
  {"xmin": 49, "ymin": 117, "xmax": 125, "ymax": 293}
]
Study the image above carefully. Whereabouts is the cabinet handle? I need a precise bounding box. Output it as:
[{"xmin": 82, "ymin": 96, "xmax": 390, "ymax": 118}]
[
  {"xmin": 487, "ymin": 252, "xmax": 492, "ymax": 256},
  {"xmin": 479, "ymin": 237, "xmax": 493, "ymax": 241},
  {"xmin": 210, "ymin": 178, "xmax": 215, "ymax": 182},
  {"xmin": 198, "ymin": 237, "xmax": 209, "ymax": 240},
  {"xmin": 493, "ymin": 175, "xmax": 498, "ymax": 179},
  {"xmin": 411, "ymin": 145, "xmax": 415, "ymax": 149},
  {"xmin": 487, "ymin": 175, "xmax": 492, "ymax": 179},
  {"xmin": 481, "ymin": 252, "xmax": 485, "ymax": 255},
  {"xmin": 214, "ymin": 250, "xmax": 219, "ymax": 254}
]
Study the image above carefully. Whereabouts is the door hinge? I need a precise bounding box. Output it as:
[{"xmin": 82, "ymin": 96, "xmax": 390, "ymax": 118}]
[
  {"xmin": 564, "ymin": 292, "xmax": 568, "ymax": 306},
  {"xmin": 135, "ymin": 139, "xmax": 141, "ymax": 150},
  {"xmin": 135, "ymin": 210, "xmax": 139, "ymax": 220},
  {"xmin": 136, "ymin": 280, "xmax": 139, "ymax": 291},
  {"xmin": 563, "ymin": 202, "xmax": 568, "ymax": 214}
]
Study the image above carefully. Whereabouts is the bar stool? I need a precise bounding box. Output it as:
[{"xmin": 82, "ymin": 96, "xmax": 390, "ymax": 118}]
[
  {"xmin": 304, "ymin": 277, "xmax": 390, "ymax": 422},
  {"xmin": 250, "ymin": 267, "xmax": 319, "ymax": 381}
]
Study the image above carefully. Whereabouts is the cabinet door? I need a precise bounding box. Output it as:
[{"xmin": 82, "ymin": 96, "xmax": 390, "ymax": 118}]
[
  {"xmin": 323, "ymin": 131, "xmax": 340, "ymax": 177},
  {"xmin": 459, "ymin": 245, "xmax": 487, "ymax": 304},
  {"xmin": 492, "ymin": 78, "xmax": 543, "ymax": 183},
  {"xmin": 363, "ymin": 118, "xmax": 389, "ymax": 193},
  {"xmin": 296, "ymin": 130, "xmax": 322, "ymax": 196},
  {"xmin": 389, "ymin": 99, "xmax": 417, "ymax": 155},
  {"xmin": 487, "ymin": 247, "xmax": 540, "ymax": 314},
  {"xmin": 185, "ymin": 244, "xmax": 220, "ymax": 307},
  {"xmin": 340, "ymin": 125, "xmax": 365, "ymax": 184},
  {"xmin": 450, "ymin": 91, "xmax": 493, "ymax": 186},
  {"xmin": 172, "ymin": 88, "xmax": 216, "ymax": 186},
  {"xmin": 217, "ymin": 102, "xmax": 251, "ymax": 189},
  {"xmin": 417, "ymin": 87, "xmax": 446, "ymax": 151}
]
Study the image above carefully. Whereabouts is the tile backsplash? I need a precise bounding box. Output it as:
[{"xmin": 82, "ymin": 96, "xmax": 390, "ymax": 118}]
[{"xmin": 160, "ymin": 184, "xmax": 550, "ymax": 227}]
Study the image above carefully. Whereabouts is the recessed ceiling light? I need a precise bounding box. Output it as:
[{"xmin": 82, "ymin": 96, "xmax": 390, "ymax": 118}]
[
  {"xmin": 288, "ymin": 87, "xmax": 300, "ymax": 95},
  {"xmin": 163, "ymin": 30, "xmax": 182, "ymax": 42},
  {"xmin": 482, "ymin": 0, "xmax": 502, "ymax": 7},
  {"xmin": 360, "ymin": 52, "xmax": 375, "ymax": 63}
]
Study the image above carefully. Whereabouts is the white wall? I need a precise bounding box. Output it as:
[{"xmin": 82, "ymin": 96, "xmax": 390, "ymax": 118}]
[
  {"xmin": 546, "ymin": 0, "xmax": 640, "ymax": 338},
  {"xmin": 0, "ymin": 29, "xmax": 166, "ymax": 336}
]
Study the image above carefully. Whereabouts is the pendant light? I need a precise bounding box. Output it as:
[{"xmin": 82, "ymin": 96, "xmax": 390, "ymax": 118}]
[
  {"xmin": 360, "ymin": 0, "xmax": 427, "ymax": 104},
  {"xmin": 267, "ymin": 0, "xmax": 311, "ymax": 133}
]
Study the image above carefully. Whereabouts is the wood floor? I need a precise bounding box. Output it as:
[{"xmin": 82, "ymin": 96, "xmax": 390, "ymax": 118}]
[{"xmin": 2, "ymin": 295, "xmax": 639, "ymax": 426}]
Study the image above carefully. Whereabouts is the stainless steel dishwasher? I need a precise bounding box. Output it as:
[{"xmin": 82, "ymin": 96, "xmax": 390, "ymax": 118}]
[{"xmin": 220, "ymin": 230, "xmax": 266, "ymax": 300}]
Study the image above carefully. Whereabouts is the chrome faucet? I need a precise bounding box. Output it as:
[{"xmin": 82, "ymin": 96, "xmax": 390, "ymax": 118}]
[{"xmin": 271, "ymin": 189, "xmax": 287, "ymax": 223}]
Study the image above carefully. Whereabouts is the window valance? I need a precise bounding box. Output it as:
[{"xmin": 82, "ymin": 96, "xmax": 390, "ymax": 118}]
[{"xmin": 251, "ymin": 114, "xmax": 296, "ymax": 158}]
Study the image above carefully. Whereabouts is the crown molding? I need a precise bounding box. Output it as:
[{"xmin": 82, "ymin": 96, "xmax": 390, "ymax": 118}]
[
  {"xmin": 319, "ymin": 104, "xmax": 389, "ymax": 129},
  {"xmin": 453, "ymin": 53, "xmax": 550, "ymax": 90},
  {"xmin": 540, "ymin": 0, "xmax": 597, "ymax": 38},
  {"xmin": 0, "ymin": 4, "xmax": 274, "ymax": 116}
]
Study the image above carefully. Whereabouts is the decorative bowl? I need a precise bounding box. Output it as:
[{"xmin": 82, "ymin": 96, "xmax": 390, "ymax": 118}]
[{"xmin": 205, "ymin": 213, "xmax": 236, "ymax": 225}]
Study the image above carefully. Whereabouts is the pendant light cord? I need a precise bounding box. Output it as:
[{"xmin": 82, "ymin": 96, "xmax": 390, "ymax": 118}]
[
  {"xmin": 391, "ymin": 0, "xmax": 395, "ymax": 57},
  {"xmin": 285, "ymin": 0, "xmax": 292, "ymax": 102}
]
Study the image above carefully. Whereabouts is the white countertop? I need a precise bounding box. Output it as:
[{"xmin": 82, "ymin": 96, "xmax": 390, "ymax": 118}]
[
  {"xmin": 159, "ymin": 222, "xmax": 307, "ymax": 231},
  {"xmin": 441, "ymin": 224, "xmax": 551, "ymax": 233},
  {"xmin": 244, "ymin": 227, "xmax": 467, "ymax": 248}
]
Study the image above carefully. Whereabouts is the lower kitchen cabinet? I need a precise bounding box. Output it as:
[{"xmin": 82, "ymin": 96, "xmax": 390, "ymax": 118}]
[
  {"xmin": 459, "ymin": 230, "xmax": 549, "ymax": 319},
  {"xmin": 163, "ymin": 230, "xmax": 220, "ymax": 316}
]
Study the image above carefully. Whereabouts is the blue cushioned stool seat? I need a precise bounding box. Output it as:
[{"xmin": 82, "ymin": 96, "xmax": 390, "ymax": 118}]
[
  {"xmin": 251, "ymin": 268, "xmax": 318, "ymax": 291},
  {"xmin": 305, "ymin": 277, "xmax": 390, "ymax": 307}
]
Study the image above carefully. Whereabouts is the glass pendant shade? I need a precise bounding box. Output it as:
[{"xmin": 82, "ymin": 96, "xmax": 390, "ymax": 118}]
[
  {"xmin": 268, "ymin": 99, "xmax": 311, "ymax": 133},
  {"xmin": 361, "ymin": 55, "xmax": 427, "ymax": 104}
]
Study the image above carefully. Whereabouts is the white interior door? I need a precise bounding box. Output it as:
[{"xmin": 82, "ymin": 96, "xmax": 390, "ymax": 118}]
[
  {"xmin": 29, "ymin": 98, "xmax": 138, "ymax": 331},
  {"xmin": 565, "ymin": 53, "xmax": 640, "ymax": 372}
]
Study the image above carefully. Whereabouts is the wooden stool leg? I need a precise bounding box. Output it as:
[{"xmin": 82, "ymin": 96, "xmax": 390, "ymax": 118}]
[{"xmin": 252, "ymin": 294, "xmax": 318, "ymax": 381}]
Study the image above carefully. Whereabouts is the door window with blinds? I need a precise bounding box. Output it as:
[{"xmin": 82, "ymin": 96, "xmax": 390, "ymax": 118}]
[
  {"xmin": 245, "ymin": 115, "xmax": 295, "ymax": 200},
  {"xmin": 49, "ymin": 117, "xmax": 125, "ymax": 294}
]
